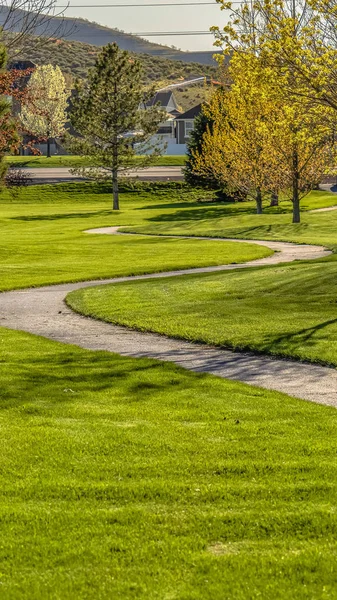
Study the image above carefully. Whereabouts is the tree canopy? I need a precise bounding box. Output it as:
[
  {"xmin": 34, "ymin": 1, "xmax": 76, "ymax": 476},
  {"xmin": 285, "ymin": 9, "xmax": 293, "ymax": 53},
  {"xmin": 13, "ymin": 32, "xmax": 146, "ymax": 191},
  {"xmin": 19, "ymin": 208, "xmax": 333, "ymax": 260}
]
[
  {"xmin": 69, "ymin": 43, "xmax": 164, "ymax": 210},
  {"xmin": 20, "ymin": 64, "xmax": 69, "ymax": 157}
]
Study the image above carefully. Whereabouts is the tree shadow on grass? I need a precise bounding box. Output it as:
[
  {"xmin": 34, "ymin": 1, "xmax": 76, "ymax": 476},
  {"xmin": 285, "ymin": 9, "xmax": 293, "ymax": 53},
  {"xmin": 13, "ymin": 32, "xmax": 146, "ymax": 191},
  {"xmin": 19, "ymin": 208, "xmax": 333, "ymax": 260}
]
[
  {"xmin": 0, "ymin": 351, "xmax": 189, "ymax": 411},
  {"xmin": 142, "ymin": 203, "xmax": 300, "ymax": 225},
  {"xmin": 261, "ymin": 318, "xmax": 337, "ymax": 355},
  {"xmin": 146, "ymin": 205, "xmax": 259, "ymax": 221},
  {"xmin": 11, "ymin": 210, "xmax": 113, "ymax": 222}
]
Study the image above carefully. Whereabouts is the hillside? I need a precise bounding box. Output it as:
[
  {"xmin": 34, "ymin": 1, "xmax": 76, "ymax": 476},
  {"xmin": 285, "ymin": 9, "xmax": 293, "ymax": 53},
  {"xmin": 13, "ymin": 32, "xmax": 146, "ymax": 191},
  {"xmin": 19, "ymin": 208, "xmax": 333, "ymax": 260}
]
[
  {"xmin": 0, "ymin": 5, "xmax": 220, "ymax": 66},
  {"xmin": 16, "ymin": 37, "xmax": 218, "ymax": 84}
]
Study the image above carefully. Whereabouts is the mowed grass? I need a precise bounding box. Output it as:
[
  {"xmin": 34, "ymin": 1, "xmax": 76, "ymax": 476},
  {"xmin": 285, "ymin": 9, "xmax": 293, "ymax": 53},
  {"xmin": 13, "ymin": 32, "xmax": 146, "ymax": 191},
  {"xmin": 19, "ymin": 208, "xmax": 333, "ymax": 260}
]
[
  {"xmin": 3, "ymin": 182, "xmax": 337, "ymax": 597},
  {"xmin": 6, "ymin": 155, "xmax": 186, "ymax": 168},
  {"xmin": 1, "ymin": 327, "xmax": 337, "ymax": 599},
  {"xmin": 67, "ymin": 258, "xmax": 337, "ymax": 367},
  {"xmin": 2, "ymin": 182, "xmax": 337, "ymax": 292},
  {"xmin": 0, "ymin": 183, "xmax": 274, "ymax": 291},
  {"xmin": 124, "ymin": 189, "xmax": 337, "ymax": 246}
]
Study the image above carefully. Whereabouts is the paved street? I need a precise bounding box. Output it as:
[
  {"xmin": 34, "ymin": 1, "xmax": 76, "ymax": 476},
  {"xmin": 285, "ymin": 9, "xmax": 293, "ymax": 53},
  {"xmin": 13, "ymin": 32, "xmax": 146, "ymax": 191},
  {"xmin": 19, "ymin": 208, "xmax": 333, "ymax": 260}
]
[{"xmin": 22, "ymin": 166, "xmax": 184, "ymax": 183}]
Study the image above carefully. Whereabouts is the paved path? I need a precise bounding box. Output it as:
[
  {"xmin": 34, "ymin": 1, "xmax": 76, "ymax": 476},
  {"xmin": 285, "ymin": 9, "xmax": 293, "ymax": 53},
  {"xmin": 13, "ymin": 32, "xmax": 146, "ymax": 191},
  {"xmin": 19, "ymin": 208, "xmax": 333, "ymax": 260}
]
[
  {"xmin": 1, "ymin": 231, "xmax": 336, "ymax": 407},
  {"xmin": 22, "ymin": 166, "xmax": 184, "ymax": 183},
  {"xmin": 311, "ymin": 185, "xmax": 337, "ymax": 211}
]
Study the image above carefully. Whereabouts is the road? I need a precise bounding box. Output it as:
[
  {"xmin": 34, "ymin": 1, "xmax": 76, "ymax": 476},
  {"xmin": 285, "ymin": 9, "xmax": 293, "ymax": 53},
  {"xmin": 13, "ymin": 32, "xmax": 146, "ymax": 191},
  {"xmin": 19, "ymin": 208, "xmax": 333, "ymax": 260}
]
[{"xmin": 22, "ymin": 166, "xmax": 184, "ymax": 184}]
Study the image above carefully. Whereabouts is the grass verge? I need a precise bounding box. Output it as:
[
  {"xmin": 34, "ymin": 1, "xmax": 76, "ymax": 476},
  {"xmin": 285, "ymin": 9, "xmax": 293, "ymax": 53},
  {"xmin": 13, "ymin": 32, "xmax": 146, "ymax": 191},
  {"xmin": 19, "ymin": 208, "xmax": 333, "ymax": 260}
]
[{"xmin": 5, "ymin": 155, "xmax": 186, "ymax": 168}]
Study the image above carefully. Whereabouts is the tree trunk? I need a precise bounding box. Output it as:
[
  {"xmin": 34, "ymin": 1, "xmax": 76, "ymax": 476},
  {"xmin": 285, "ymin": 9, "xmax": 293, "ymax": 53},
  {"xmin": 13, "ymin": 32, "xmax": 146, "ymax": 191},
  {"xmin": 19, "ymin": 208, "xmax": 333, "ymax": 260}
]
[
  {"xmin": 256, "ymin": 188, "xmax": 263, "ymax": 214},
  {"xmin": 270, "ymin": 192, "xmax": 279, "ymax": 206},
  {"xmin": 47, "ymin": 137, "xmax": 51, "ymax": 158},
  {"xmin": 112, "ymin": 168, "xmax": 119, "ymax": 210},
  {"xmin": 292, "ymin": 149, "xmax": 300, "ymax": 223},
  {"xmin": 112, "ymin": 138, "xmax": 119, "ymax": 210}
]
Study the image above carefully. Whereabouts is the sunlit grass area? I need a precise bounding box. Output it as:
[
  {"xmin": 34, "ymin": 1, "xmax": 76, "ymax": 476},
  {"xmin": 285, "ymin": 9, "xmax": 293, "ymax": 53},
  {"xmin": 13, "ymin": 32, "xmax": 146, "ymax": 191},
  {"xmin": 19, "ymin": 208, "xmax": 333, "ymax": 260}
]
[
  {"xmin": 1, "ymin": 328, "xmax": 337, "ymax": 599},
  {"xmin": 2, "ymin": 181, "xmax": 337, "ymax": 292},
  {"xmin": 2, "ymin": 181, "xmax": 337, "ymax": 598},
  {"xmin": 67, "ymin": 258, "xmax": 337, "ymax": 367},
  {"xmin": 0, "ymin": 183, "xmax": 274, "ymax": 291},
  {"xmin": 5, "ymin": 155, "xmax": 186, "ymax": 168}
]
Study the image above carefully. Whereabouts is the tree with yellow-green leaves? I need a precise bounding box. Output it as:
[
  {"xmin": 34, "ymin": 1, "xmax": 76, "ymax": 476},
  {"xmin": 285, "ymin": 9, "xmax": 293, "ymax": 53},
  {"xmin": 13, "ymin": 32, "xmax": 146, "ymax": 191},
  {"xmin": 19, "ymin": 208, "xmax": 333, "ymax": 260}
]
[
  {"xmin": 192, "ymin": 51, "xmax": 336, "ymax": 221},
  {"xmin": 20, "ymin": 64, "xmax": 69, "ymax": 158},
  {"xmin": 213, "ymin": 0, "xmax": 337, "ymax": 112},
  {"xmin": 201, "ymin": 1, "xmax": 337, "ymax": 222},
  {"xmin": 193, "ymin": 55, "xmax": 284, "ymax": 213}
]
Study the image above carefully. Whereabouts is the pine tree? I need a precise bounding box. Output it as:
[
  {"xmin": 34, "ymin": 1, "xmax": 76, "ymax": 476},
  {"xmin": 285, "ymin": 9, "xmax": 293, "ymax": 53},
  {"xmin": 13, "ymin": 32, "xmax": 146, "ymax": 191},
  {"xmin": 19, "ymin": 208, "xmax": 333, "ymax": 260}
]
[
  {"xmin": 184, "ymin": 109, "xmax": 216, "ymax": 188},
  {"xmin": 20, "ymin": 64, "xmax": 69, "ymax": 158},
  {"xmin": 69, "ymin": 43, "xmax": 164, "ymax": 210},
  {"xmin": 184, "ymin": 89, "xmax": 229, "ymax": 193}
]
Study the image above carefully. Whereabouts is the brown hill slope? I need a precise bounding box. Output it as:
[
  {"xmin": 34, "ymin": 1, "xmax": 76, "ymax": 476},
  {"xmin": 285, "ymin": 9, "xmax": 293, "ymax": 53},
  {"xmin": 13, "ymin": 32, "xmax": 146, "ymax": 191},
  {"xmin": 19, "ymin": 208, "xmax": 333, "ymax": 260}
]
[
  {"xmin": 0, "ymin": 5, "xmax": 219, "ymax": 66},
  {"xmin": 17, "ymin": 37, "xmax": 218, "ymax": 84}
]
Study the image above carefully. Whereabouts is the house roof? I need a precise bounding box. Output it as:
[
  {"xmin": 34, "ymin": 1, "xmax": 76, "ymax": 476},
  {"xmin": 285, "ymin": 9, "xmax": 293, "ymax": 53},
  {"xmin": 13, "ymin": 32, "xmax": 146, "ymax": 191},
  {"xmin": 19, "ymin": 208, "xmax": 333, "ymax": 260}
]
[
  {"xmin": 9, "ymin": 60, "xmax": 36, "ymax": 71},
  {"xmin": 169, "ymin": 109, "xmax": 182, "ymax": 117},
  {"xmin": 175, "ymin": 104, "xmax": 202, "ymax": 120},
  {"xmin": 146, "ymin": 91, "xmax": 175, "ymax": 108}
]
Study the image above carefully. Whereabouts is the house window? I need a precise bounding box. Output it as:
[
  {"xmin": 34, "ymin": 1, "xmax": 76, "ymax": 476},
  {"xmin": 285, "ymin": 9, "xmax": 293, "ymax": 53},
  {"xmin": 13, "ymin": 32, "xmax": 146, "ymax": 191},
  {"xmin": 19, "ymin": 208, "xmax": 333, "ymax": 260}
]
[{"xmin": 184, "ymin": 120, "xmax": 194, "ymax": 137}]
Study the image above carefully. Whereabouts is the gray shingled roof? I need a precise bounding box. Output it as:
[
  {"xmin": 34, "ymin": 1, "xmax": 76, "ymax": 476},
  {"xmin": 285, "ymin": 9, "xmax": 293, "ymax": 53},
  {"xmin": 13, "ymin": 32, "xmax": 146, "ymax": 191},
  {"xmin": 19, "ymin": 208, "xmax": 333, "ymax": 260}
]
[
  {"xmin": 146, "ymin": 91, "xmax": 174, "ymax": 108},
  {"xmin": 175, "ymin": 104, "xmax": 202, "ymax": 120}
]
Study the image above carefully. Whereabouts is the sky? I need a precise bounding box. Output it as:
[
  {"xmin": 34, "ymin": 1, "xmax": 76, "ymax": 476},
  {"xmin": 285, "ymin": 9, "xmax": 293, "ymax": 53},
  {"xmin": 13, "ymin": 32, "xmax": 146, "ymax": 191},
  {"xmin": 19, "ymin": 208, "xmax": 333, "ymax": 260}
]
[{"xmin": 60, "ymin": 1, "xmax": 228, "ymax": 51}]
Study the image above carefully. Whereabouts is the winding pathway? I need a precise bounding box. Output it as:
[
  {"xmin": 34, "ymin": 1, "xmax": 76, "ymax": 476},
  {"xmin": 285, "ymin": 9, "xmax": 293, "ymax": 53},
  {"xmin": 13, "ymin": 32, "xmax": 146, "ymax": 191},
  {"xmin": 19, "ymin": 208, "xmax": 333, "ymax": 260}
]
[{"xmin": 1, "ymin": 229, "xmax": 336, "ymax": 407}]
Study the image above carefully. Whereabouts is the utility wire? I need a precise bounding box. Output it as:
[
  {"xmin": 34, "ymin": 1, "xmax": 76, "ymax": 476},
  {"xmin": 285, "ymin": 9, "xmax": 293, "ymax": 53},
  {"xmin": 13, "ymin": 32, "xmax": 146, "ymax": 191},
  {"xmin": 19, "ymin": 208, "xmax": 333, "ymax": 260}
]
[
  {"xmin": 55, "ymin": 1, "xmax": 241, "ymax": 6},
  {"xmin": 133, "ymin": 31, "xmax": 214, "ymax": 34},
  {"xmin": 61, "ymin": 31, "xmax": 219, "ymax": 36}
]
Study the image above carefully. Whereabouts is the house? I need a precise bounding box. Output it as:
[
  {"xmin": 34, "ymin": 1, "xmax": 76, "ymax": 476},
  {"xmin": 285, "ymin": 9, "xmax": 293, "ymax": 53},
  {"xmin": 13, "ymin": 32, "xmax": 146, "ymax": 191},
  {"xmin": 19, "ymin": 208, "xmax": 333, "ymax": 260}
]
[
  {"xmin": 145, "ymin": 90, "xmax": 180, "ymax": 116},
  {"xmin": 145, "ymin": 90, "xmax": 182, "ymax": 142},
  {"xmin": 175, "ymin": 104, "xmax": 202, "ymax": 145}
]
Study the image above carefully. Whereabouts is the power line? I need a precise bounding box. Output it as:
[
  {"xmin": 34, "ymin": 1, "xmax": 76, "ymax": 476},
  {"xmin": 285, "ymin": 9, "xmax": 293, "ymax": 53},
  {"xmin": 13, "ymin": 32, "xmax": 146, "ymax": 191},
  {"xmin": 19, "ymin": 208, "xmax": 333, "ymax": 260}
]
[
  {"xmin": 59, "ymin": 2, "xmax": 216, "ymax": 5},
  {"xmin": 55, "ymin": 1, "xmax": 242, "ymax": 6},
  {"xmin": 56, "ymin": 31, "xmax": 220, "ymax": 38},
  {"xmin": 134, "ymin": 31, "xmax": 214, "ymax": 35}
]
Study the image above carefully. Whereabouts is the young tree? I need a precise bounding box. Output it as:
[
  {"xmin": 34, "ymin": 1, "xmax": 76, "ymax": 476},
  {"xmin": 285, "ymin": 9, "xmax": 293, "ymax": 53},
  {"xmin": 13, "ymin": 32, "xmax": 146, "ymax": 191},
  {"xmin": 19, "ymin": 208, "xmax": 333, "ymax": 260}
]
[
  {"xmin": 272, "ymin": 100, "xmax": 336, "ymax": 222},
  {"xmin": 0, "ymin": 45, "xmax": 21, "ymax": 188},
  {"xmin": 69, "ymin": 43, "xmax": 164, "ymax": 211},
  {"xmin": 193, "ymin": 55, "xmax": 284, "ymax": 213},
  {"xmin": 209, "ymin": 1, "xmax": 337, "ymax": 222},
  {"xmin": 192, "ymin": 52, "xmax": 336, "ymax": 221},
  {"xmin": 20, "ymin": 64, "xmax": 69, "ymax": 157}
]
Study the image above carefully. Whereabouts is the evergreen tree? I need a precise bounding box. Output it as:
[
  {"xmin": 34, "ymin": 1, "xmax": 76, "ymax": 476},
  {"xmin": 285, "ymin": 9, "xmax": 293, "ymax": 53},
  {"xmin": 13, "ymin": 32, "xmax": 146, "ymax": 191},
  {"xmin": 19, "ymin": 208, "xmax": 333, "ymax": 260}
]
[
  {"xmin": 69, "ymin": 43, "xmax": 164, "ymax": 210},
  {"xmin": 184, "ymin": 89, "xmax": 229, "ymax": 195},
  {"xmin": 184, "ymin": 109, "xmax": 216, "ymax": 188}
]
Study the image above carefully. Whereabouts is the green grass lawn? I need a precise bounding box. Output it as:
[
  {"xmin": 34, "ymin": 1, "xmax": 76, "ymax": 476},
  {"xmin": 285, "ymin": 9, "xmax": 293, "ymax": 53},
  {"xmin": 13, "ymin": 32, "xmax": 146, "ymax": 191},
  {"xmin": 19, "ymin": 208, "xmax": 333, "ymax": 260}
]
[
  {"xmin": 67, "ymin": 259, "xmax": 337, "ymax": 368},
  {"xmin": 122, "ymin": 189, "xmax": 337, "ymax": 246},
  {"xmin": 0, "ymin": 183, "xmax": 275, "ymax": 292},
  {"xmin": 2, "ymin": 327, "xmax": 337, "ymax": 599},
  {"xmin": 64, "ymin": 187, "xmax": 337, "ymax": 369},
  {"xmin": 6, "ymin": 155, "xmax": 186, "ymax": 168},
  {"xmin": 2, "ymin": 182, "xmax": 337, "ymax": 598}
]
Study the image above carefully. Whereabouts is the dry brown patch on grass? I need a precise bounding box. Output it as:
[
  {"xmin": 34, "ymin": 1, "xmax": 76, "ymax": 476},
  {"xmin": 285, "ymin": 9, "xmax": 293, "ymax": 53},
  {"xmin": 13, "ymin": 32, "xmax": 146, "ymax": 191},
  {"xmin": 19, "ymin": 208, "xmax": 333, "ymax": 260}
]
[{"xmin": 207, "ymin": 542, "xmax": 243, "ymax": 556}]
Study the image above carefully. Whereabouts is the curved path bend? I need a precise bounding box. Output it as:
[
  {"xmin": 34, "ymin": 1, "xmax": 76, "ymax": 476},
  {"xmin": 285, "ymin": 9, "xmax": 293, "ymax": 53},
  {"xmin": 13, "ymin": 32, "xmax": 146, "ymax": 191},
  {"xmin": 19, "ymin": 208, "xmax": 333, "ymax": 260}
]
[{"xmin": 1, "ymin": 229, "xmax": 336, "ymax": 407}]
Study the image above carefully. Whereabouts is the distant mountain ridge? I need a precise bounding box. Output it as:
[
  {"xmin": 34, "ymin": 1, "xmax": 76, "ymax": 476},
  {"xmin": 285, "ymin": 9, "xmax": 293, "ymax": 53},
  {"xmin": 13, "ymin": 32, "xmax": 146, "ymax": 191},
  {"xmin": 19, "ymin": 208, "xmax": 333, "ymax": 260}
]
[{"xmin": 0, "ymin": 5, "xmax": 219, "ymax": 66}]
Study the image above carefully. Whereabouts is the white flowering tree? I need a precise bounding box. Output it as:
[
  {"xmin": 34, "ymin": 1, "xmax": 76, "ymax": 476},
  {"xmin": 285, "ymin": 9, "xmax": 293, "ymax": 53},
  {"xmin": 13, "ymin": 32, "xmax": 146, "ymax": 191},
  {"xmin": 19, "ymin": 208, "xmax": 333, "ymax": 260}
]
[{"xmin": 20, "ymin": 64, "xmax": 69, "ymax": 157}]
